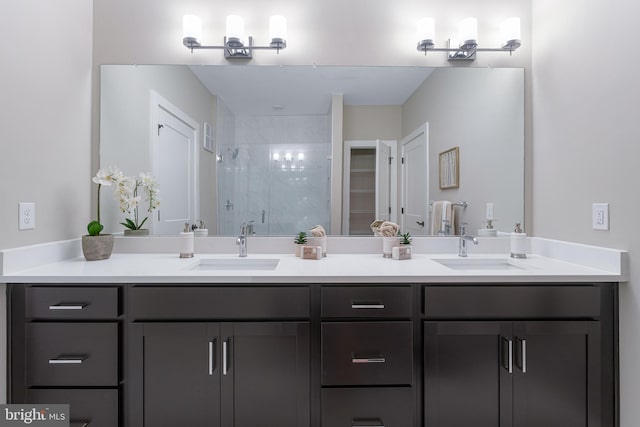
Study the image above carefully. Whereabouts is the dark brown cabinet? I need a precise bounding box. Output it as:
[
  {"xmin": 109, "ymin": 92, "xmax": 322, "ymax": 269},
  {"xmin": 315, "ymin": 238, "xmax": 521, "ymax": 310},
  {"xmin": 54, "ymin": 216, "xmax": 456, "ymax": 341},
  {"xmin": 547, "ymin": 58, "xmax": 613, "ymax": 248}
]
[
  {"xmin": 10, "ymin": 285, "xmax": 122, "ymax": 427},
  {"xmin": 423, "ymin": 284, "xmax": 614, "ymax": 427},
  {"xmin": 127, "ymin": 286, "xmax": 310, "ymax": 427},
  {"xmin": 130, "ymin": 321, "xmax": 309, "ymax": 427}
]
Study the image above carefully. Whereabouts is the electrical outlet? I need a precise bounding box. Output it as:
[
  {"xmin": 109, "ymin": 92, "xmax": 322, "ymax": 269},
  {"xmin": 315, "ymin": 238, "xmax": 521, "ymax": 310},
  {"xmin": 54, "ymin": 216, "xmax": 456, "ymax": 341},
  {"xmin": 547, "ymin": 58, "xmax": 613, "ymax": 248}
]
[
  {"xmin": 19, "ymin": 202, "xmax": 36, "ymax": 230},
  {"xmin": 592, "ymin": 203, "xmax": 609, "ymax": 231}
]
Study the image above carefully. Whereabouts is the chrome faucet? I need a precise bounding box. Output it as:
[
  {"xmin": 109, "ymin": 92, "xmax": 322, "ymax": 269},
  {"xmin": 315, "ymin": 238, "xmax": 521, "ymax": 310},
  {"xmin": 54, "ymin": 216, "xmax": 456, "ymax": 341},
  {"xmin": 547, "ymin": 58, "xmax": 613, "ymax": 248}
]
[
  {"xmin": 458, "ymin": 223, "xmax": 478, "ymax": 257},
  {"xmin": 236, "ymin": 222, "xmax": 248, "ymax": 257}
]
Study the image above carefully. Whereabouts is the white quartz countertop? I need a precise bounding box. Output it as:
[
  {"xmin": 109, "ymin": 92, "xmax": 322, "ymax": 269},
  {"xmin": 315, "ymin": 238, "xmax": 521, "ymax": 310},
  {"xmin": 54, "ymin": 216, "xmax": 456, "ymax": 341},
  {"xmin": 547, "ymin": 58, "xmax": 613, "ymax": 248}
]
[
  {"xmin": 0, "ymin": 236, "xmax": 627, "ymax": 284},
  {"xmin": 0, "ymin": 252, "xmax": 625, "ymax": 284}
]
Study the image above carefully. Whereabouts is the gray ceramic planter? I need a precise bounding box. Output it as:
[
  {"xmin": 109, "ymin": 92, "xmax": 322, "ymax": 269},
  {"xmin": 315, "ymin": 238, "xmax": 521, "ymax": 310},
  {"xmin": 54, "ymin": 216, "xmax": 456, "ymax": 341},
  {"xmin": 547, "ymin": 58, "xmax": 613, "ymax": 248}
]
[{"xmin": 82, "ymin": 234, "xmax": 114, "ymax": 261}]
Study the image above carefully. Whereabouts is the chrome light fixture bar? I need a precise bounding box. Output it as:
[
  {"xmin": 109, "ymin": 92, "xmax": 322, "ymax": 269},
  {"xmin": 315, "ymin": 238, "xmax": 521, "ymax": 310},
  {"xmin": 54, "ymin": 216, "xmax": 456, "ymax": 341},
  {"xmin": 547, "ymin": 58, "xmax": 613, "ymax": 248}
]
[
  {"xmin": 183, "ymin": 14, "xmax": 287, "ymax": 59},
  {"xmin": 417, "ymin": 17, "xmax": 521, "ymax": 61}
]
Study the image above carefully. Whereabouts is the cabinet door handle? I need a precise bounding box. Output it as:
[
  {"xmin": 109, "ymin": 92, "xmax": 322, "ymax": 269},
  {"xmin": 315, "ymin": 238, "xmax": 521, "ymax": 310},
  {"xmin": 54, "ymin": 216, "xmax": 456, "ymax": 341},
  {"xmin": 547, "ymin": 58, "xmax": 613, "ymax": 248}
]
[
  {"xmin": 352, "ymin": 356, "xmax": 386, "ymax": 364},
  {"xmin": 351, "ymin": 302, "xmax": 385, "ymax": 310},
  {"xmin": 48, "ymin": 356, "xmax": 86, "ymax": 364},
  {"xmin": 518, "ymin": 337, "xmax": 527, "ymax": 373},
  {"xmin": 501, "ymin": 337, "xmax": 513, "ymax": 374},
  {"xmin": 208, "ymin": 339, "xmax": 216, "ymax": 376},
  {"xmin": 223, "ymin": 339, "xmax": 229, "ymax": 376},
  {"xmin": 352, "ymin": 418, "xmax": 384, "ymax": 427},
  {"xmin": 48, "ymin": 304, "xmax": 87, "ymax": 310},
  {"xmin": 70, "ymin": 420, "xmax": 91, "ymax": 427},
  {"xmin": 416, "ymin": 220, "xmax": 425, "ymax": 227}
]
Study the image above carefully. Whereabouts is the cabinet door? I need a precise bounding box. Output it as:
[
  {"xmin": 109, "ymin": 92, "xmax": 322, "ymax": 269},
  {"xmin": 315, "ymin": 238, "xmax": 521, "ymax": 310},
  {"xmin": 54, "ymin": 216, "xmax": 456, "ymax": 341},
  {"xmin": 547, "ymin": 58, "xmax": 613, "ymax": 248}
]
[
  {"xmin": 141, "ymin": 323, "xmax": 220, "ymax": 427},
  {"xmin": 513, "ymin": 321, "xmax": 601, "ymax": 427},
  {"xmin": 424, "ymin": 321, "xmax": 513, "ymax": 427},
  {"xmin": 221, "ymin": 322, "xmax": 310, "ymax": 427}
]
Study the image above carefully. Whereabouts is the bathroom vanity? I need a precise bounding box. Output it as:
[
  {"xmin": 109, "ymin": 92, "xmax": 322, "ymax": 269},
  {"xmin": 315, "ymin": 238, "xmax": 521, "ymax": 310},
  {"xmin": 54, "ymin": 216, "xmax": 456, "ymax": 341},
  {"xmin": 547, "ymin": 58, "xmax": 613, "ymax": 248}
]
[{"xmin": 1, "ymin": 238, "xmax": 625, "ymax": 427}]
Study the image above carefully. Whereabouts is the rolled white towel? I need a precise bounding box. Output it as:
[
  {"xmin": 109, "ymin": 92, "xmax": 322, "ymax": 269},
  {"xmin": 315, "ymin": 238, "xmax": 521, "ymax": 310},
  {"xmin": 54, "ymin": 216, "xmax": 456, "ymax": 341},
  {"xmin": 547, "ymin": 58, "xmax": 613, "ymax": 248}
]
[{"xmin": 310, "ymin": 225, "xmax": 326, "ymax": 237}]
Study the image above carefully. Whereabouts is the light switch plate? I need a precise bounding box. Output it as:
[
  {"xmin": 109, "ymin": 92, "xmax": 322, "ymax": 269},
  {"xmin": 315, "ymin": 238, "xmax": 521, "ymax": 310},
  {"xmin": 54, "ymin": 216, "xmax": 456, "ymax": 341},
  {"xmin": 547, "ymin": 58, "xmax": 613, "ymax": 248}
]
[
  {"xmin": 19, "ymin": 202, "xmax": 36, "ymax": 230},
  {"xmin": 592, "ymin": 203, "xmax": 609, "ymax": 231}
]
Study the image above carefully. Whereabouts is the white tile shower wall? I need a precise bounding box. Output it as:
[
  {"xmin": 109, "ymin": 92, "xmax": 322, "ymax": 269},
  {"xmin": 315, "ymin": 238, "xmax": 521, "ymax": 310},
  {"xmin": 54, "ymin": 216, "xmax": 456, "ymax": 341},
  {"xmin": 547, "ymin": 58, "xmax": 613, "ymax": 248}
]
[{"xmin": 218, "ymin": 115, "xmax": 331, "ymax": 235}]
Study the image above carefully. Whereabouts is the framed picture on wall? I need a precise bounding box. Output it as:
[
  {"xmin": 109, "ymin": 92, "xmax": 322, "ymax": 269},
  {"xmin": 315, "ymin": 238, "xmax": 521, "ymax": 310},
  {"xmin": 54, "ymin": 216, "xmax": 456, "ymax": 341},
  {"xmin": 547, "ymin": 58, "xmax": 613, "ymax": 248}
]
[
  {"xmin": 203, "ymin": 122, "xmax": 215, "ymax": 153},
  {"xmin": 439, "ymin": 146, "xmax": 459, "ymax": 189}
]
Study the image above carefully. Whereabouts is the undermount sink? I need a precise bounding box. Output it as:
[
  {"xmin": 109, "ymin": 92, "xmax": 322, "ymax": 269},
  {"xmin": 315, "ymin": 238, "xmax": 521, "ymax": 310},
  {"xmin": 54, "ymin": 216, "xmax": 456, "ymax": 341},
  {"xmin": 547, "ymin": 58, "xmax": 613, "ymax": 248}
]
[
  {"xmin": 434, "ymin": 257, "xmax": 528, "ymax": 271},
  {"xmin": 190, "ymin": 258, "xmax": 280, "ymax": 271}
]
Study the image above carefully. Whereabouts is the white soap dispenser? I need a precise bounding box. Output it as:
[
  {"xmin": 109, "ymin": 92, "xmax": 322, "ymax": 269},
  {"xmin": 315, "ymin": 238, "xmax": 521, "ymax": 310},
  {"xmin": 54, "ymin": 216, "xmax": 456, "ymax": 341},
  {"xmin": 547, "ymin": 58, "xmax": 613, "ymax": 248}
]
[{"xmin": 510, "ymin": 222, "xmax": 527, "ymax": 259}]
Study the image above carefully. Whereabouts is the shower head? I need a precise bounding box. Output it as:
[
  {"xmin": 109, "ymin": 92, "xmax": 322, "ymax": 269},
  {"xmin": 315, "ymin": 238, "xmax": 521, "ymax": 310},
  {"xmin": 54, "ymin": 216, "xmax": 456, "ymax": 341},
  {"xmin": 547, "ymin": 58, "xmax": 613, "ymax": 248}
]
[{"xmin": 226, "ymin": 147, "xmax": 240, "ymax": 160}]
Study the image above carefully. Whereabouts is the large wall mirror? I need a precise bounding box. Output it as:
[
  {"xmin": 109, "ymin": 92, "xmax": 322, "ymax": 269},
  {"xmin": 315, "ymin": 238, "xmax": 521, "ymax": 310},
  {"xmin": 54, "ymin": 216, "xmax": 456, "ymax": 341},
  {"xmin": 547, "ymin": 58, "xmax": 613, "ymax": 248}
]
[{"xmin": 100, "ymin": 65, "xmax": 523, "ymax": 236}]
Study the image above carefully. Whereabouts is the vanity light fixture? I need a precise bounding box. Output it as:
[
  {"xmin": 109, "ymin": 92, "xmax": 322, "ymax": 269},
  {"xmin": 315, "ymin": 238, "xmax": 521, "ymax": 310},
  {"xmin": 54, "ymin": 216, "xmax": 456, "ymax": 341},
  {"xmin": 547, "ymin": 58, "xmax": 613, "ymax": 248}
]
[
  {"xmin": 182, "ymin": 14, "xmax": 287, "ymax": 59},
  {"xmin": 416, "ymin": 16, "xmax": 521, "ymax": 61}
]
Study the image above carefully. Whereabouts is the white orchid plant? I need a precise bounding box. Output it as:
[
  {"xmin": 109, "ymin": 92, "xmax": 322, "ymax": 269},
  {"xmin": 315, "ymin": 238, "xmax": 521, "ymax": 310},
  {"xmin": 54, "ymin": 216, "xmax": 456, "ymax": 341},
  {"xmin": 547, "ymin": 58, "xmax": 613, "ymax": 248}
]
[
  {"xmin": 115, "ymin": 172, "xmax": 160, "ymax": 231},
  {"xmin": 89, "ymin": 167, "xmax": 122, "ymax": 236},
  {"xmin": 89, "ymin": 167, "xmax": 160, "ymax": 235}
]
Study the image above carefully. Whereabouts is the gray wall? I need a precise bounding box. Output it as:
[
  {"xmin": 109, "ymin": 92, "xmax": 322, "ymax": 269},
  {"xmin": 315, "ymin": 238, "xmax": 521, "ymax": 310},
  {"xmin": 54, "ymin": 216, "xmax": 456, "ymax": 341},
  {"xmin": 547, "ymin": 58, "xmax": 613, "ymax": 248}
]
[
  {"xmin": 343, "ymin": 106, "xmax": 403, "ymax": 141},
  {"xmin": 532, "ymin": 0, "xmax": 640, "ymax": 424}
]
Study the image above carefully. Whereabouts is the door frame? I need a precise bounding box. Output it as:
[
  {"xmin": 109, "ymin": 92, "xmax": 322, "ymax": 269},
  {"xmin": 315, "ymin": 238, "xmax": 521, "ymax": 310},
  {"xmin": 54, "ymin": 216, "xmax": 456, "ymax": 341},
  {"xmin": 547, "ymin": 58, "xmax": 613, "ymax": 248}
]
[
  {"xmin": 149, "ymin": 90, "xmax": 200, "ymax": 234},
  {"xmin": 400, "ymin": 123, "xmax": 429, "ymax": 234},
  {"xmin": 342, "ymin": 140, "xmax": 397, "ymax": 235}
]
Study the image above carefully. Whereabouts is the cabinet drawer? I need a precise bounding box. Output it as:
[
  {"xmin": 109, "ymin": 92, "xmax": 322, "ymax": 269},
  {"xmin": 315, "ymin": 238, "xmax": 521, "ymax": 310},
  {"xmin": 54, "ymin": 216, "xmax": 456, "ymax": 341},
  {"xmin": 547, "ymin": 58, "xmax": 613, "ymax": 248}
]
[
  {"xmin": 26, "ymin": 323, "xmax": 118, "ymax": 386},
  {"xmin": 130, "ymin": 286, "xmax": 309, "ymax": 320},
  {"xmin": 424, "ymin": 285, "xmax": 601, "ymax": 319},
  {"xmin": 322, "ymin": 286, "xmax": 412, "ymax": 319},
  {"xmin": 322, "ymin": 322, "xmax": 413, "ymax": 386},
  {"xmin": 322, "ymin": 388, "xmax": 414, "ymax": 427},
  {"xmin": 26, "ymin": 287, "xmax": 119, "ymax": 319},
  {"xmin": 26, "ymin": 389, "xmax": 118, "ymax": 427}
]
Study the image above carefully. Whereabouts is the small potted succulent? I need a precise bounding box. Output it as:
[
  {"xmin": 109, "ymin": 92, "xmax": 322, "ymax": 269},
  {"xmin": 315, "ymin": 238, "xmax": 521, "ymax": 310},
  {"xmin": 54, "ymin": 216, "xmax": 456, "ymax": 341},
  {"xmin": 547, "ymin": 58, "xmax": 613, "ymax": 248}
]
[
  {"xmin": 399, "ymin": 232, "xmax": 412, "ymax": 246},
  {"xmin": 293, "ymin": 231, "xmax": 308, "ymax": 257}
]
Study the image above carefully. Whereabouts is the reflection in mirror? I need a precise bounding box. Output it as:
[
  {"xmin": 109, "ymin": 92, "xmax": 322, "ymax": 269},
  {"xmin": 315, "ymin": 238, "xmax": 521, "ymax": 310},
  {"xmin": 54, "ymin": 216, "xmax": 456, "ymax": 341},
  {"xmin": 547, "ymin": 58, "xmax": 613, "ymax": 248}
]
[{"xmin": 100, "ymin": 65, "xmax": 523, "ymax": 236}]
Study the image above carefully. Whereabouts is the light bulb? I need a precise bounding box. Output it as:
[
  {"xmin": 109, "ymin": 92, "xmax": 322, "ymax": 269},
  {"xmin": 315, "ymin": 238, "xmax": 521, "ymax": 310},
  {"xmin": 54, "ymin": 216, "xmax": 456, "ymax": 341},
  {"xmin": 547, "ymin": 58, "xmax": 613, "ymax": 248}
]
[
  {"xmin": 270, "ymin": 15, "xmax": 287, "ymax": 49},
  {"xmin": 458, "ymin": 17, "xmax": 478, "ymax": 49},
  {"xmin": 226, "ymin": 15, "xmax": 245, "ymax": 45},
  {"xmin": 183, "ymin": 15, "xmax": 202, "ymax": 47},
  {"xmin": 298, "ymin": 152, "xmax": 304, "ymax": 161},
  {"xmin": 273, "ymin": 153, "xmax": 280, "ymax": 161},
  {"xmin": 501, "ymin": 17, "xmax": 521, "ymax": 50},
  {"xmin": 417, "ymin": 17, "xmax": 435, "ymax": 50},
  {"xmin": 285, "ymin": 152, "xmax": 292, "ymax": 162}
]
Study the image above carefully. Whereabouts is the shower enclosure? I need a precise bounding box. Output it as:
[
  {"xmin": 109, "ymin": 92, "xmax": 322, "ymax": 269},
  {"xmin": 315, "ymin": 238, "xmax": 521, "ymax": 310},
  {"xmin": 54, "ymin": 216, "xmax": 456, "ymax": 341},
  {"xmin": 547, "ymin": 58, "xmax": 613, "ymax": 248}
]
[{"xmin": 217, "ymin": 114, "xmax": 331, "ymax": 236}]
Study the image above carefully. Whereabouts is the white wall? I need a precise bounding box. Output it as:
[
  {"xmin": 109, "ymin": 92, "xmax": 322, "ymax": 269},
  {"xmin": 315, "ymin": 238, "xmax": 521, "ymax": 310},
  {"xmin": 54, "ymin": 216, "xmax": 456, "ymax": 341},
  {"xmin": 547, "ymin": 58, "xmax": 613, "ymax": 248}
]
[
  {"xmin": 100, "ymin": 65, "xmax": 217, "ymax": 234},
  {"xmin": 531, "ymin": 0, "xmax": 640, "ymax": 425},
  {"xmin": 403, "ymin": 68, "xmax": 525, "ymax": 234},
  {"xmin": 0, "ymin": 0, "xmax": 93, "ymax": 250}
]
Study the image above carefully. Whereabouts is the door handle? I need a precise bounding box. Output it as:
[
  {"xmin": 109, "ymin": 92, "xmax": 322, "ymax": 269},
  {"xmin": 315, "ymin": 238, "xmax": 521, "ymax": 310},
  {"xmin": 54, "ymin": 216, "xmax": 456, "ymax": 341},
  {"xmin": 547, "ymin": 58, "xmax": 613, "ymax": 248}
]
[
  {"xmin": 222, "ymin": 339, "xmax": 230, "ymax": 376},
  {"xmin": 48, "ymin": 355, "xmax": 86, "ymax": 364},
  {"xmin": 352, "ymin": 354, "xmax": 386, "ymax": 364},
  {"xmin": 351, "ymin": 302, "xmax": 385, "ymax": 310},
  {"xmin": 516, "ymin": 337, "xmax": 527, "ymax": 373},
  {"xmin": 48, "ymin": 304, "xmax": 87, "ymax": 310},
  {"xmin": 416, "ymin": 220, "xmax": 425, "ymax": 227},
  {"xmin": 208, "ymin": 339, "xmax": 216, "ymax": 376},
  {"xmin": 352, "ymin": 418, "xmax": 384, "ymax": 427},
  {"xmin": 501, "ymin": 337, "xmax": 513, "ymax": 374}
]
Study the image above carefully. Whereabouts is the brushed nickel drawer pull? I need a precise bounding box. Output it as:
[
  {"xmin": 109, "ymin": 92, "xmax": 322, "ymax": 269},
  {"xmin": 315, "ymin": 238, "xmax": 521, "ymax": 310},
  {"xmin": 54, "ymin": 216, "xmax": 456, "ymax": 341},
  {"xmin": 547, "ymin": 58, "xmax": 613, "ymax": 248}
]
[
  {"xmin": 352, "ymin": 357, "xmax": 386, "ymax": 364},
  {"xmin": 352, "ymin": 418, "xmax": 384, "ymax": 427},
  {"xmin": 48, "ymin": 356, "xmax": 87, "ymax": 364},
  {"xmin": 70, "ymin": 421, "xmax": 90, "ymax": 427},
  {"xmin": 208, "ymin": 339, "xmax": 216, "ymax": 376},
  {"xmin": 351, "ymin": 303, "xmax": 385, "ymax": 309},
  {"xmin": 223, "ymin": 340, "xmax": 229, "ymax": 376},
  {"xmin": 48, "ymin": 304, "xmax": 87, "ymax": 310}
]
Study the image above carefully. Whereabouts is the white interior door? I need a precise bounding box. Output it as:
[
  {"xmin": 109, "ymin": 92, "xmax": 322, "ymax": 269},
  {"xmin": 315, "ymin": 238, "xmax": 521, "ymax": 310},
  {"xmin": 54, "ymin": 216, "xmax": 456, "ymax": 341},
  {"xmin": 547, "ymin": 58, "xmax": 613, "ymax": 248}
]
[
  {"xmin": 375, "ymin": 140, "xmax": 392, "ymax": 222},
  {"xmin": 151, "ymin": 92, "xmax": 199, "ymax": 235},
  {"xmin": 401, "ymin": 124, "xmax": 429, "ymax": 235}
]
